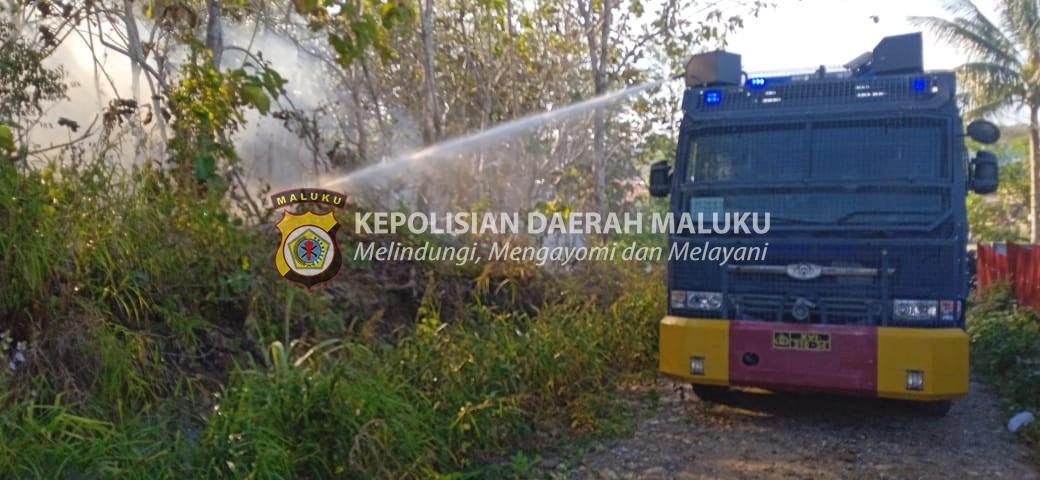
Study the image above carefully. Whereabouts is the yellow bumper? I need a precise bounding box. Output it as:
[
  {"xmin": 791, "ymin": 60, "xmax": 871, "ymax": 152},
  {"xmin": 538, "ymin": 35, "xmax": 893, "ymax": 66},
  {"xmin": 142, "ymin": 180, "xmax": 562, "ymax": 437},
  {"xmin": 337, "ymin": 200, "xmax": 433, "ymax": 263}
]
[
  {"xmin": 659, "ymin": 316, "xmax": 969, "ymax": 400},
  {"xmin": 659, "ymin": 316, "xmax": 729, "ymax": 385},
  {"xmin": 876, "ymin": 327, "xmax": 969, "ymax": 400}
]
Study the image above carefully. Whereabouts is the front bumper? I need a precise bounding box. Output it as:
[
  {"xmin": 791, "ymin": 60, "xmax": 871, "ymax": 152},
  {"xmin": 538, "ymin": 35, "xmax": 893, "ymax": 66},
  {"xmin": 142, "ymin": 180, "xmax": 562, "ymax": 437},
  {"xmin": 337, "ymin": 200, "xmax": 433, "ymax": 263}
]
[{"xmin": 659, "ymin": 316, "xmax": 968, "ymax": 400}]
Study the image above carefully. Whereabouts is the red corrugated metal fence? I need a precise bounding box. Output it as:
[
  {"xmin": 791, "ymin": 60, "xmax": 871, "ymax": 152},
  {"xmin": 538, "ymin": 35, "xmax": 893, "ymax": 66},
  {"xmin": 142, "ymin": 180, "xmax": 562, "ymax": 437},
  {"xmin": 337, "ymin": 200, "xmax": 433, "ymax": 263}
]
[{"xmin": 977, "ymin": 243, "xmax": 1040, "ymax": 309}]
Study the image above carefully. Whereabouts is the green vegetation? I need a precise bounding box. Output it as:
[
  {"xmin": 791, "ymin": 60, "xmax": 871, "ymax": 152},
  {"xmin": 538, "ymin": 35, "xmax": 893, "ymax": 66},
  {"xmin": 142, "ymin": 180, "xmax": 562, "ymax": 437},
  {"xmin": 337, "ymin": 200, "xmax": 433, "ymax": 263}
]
[
  {"xmin": 967, "ymin": 282, "xmax": 1040, "ymax": 449},
  {"xmin": 913, "ymin": 0, "xmax": 1040, "ymax": 243},
  {"xmin": 0, "ymin": 25, "xmax": 668, "ymax": 472},
  {"xmin": 0, "ymin": 0, "xmax": 722, "ymax": 474},
  {"xmin": 967, "ymin": 125, "xmax": 1031, "ymax": 242},
  {"xmin": 0, "ymin": 152, "xmax": 665, "ymax": 477}
]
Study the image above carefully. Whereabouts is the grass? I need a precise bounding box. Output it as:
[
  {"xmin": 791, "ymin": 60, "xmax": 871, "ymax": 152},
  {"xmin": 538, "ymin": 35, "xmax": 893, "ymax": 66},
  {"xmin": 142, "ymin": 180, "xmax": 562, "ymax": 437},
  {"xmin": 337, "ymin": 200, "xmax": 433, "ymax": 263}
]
[
  {"xmin": 967, "ymin": 281, "xmax": 1040, "ymax": 450},
  {"xmin": 0, "ymin": 156, "xmax": 666, "ymax": 477},
  {"xmin": 191, "ymin": 265, "xmax": 662, "ymax": 478}
]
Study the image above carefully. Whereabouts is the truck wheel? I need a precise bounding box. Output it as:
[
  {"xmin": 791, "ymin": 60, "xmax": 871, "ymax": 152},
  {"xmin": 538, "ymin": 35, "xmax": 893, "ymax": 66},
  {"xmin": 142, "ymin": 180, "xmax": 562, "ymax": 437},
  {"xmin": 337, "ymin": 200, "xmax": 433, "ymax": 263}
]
[
  {"xmin": 691, "ymin": 384, "xmax": 729, "ymax": 403},
  {"xmin": 914, "ymin": 400, "xmax": 952, "ymax": 417}
]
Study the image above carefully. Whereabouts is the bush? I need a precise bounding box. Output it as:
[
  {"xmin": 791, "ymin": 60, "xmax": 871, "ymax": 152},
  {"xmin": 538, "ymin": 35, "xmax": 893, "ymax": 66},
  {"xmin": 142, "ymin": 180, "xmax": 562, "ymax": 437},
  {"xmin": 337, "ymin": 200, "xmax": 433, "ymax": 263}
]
[
  {"xmin": 0, "ymin": 157, "xmax": 296, "ymax": 406},
  {"xmin": 0, "ymin": 151, "xmax": 668, "ymax": 477},
  {"xmin": 0, "ymin": 269, "xmax": 662, "ymax": 478},
  {"xmin": 967, "ymin": 282, "xmax": 1040, "ymax": 448},
  {"xmin": 0, "ymin": 393, "xmax": 195, "ymax": 478},
  {"xmin": 199, "ymin": 341, "xmax": 445, "ymax": 478},
  {"xmin": 0, "ymin": 158, "xmax": 665, "ymax": 476}
]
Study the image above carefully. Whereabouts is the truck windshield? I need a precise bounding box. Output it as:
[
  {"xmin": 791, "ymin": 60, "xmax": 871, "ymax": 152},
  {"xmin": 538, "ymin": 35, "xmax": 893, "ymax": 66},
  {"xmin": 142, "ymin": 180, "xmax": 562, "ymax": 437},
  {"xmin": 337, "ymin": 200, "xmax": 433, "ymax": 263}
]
[{"xmin": 685, "ymin": 118, "xmax": 947, "ymax": 226}]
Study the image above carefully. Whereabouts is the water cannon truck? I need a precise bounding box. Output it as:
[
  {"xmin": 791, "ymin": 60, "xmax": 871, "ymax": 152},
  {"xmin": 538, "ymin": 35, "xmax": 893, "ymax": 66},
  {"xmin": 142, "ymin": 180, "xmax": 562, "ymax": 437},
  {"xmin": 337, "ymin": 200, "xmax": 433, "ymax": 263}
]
[{"xmin": 650, "ymin": 33, "xmax": 1001, "ymax": 415}]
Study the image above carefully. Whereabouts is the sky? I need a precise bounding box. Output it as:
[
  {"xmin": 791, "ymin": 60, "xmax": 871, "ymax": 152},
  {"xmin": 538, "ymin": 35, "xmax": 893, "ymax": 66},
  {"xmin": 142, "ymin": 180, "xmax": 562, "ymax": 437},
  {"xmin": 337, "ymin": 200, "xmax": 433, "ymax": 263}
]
[
  {"xmin": 726, "ymin": 0, "xmax": 996, "ymax": 72},
  {"xmin": 723, "ymin": 0, "xmax": 1021, "ymax": 121}
]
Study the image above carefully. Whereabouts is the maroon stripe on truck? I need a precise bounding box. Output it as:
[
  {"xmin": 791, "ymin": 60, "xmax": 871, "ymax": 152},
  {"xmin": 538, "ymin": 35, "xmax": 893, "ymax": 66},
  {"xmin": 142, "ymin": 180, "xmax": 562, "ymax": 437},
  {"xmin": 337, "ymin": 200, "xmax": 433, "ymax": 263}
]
[{"xmin": 728, "ymin": 320, "xmax": 877, "ymax": 395}]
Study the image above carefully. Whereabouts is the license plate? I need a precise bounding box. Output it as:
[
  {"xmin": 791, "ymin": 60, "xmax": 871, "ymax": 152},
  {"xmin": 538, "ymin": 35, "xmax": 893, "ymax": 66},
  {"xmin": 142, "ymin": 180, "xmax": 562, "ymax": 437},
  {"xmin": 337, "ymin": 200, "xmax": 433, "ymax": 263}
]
[{"xmin": 773, "ymin": 331, "xmax": 831, "ymax": 351}]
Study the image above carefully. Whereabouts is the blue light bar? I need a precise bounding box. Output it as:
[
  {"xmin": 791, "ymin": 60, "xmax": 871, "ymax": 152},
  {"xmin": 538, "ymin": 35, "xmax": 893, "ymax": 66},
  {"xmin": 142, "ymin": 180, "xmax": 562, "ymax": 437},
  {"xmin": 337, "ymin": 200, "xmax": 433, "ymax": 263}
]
[
  {"xmin": 704, "ymin": 90, "xmax": 722, "ymax": 105},
  {"xmin": 747, "ymin": 77, "xmax": 767, "ymax": 88},
  {"xmin": 911, "ymin": 77, "xmax": 928, "ymax": 92}
]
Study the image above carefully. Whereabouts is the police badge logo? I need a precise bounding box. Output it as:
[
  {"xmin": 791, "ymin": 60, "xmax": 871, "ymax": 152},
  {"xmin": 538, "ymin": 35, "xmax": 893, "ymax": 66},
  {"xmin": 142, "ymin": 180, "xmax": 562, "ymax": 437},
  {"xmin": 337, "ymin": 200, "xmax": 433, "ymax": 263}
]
[{"xmin": 271, "ymin": 189, "xmax": 347, "ymax": 289}]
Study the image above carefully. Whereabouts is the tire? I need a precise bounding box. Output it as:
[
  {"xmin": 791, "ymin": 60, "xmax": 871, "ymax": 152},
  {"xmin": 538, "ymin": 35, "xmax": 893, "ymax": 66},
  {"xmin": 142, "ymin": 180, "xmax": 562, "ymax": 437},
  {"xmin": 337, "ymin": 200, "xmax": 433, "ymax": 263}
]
[
  {"xmin": 913, "ymin": 400, "xmax": 952, "ymax": 417},
  {"xmin": 691, "ymin": 384, "xmax": 729, "ymax": 403}
]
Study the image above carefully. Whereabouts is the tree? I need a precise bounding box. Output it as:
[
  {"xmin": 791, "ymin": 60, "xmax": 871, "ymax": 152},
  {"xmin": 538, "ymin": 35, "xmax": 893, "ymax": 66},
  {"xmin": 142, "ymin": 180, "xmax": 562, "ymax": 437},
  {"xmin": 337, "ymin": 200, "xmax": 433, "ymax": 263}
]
[
  {"xmin": 0, "ymin": 21, "xmax": 67, "ymax": 159},
  {"xmin": 967, "ymin": 126, "xmax": 1030, "ymax": 241},
  {"xmin": 911, "ymin": 0, "xmax": 1040, "ymax": 242},
  {"xmin": 573, "ymin": 0, "xmax": 769, "ymax": 214}
]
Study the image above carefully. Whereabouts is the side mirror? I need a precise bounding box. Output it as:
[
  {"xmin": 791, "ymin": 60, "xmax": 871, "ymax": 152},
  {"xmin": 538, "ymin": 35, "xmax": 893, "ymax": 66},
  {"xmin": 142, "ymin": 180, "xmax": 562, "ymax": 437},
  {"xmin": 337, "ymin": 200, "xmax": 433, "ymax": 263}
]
[
  {"xmin": 971, "ymin": 150, "xmax": 999, "ymax": 194},
  {"xmin": 649, "ymin": 160, "xmax": 672, "ymax": 197},
  {"xmin": 967, "ymin": 120, "xmax": 1000, "ymax": 145}
]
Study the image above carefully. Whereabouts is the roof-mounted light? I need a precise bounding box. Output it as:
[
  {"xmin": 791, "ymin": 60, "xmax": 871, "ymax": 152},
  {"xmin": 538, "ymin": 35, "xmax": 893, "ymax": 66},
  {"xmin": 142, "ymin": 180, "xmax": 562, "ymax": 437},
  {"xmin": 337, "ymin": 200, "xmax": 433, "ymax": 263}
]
[
  {"xmin": 704, "ymin": 90, "xmax": 722, "ymax": 105},
  {"xmin": 911, "ymin": 77, "xmax": 928, "ymax": 92}
]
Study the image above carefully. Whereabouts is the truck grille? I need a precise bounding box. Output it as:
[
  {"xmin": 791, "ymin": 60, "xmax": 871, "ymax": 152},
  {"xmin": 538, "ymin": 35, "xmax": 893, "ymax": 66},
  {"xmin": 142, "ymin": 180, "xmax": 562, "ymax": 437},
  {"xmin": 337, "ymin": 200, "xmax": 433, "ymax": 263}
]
[
  {"xmin": 721, "ymin": 261, "xmax": 893, "ymax": 325},
  {"xmin": 730, "ymin": 294, "xmax": 884, "ymax": 325}
]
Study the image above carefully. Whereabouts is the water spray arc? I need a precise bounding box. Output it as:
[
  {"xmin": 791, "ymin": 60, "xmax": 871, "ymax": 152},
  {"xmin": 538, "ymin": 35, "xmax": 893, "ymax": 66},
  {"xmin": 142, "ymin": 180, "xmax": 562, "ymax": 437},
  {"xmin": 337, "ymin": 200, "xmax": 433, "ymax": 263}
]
[{"xmin": 322, "ymin": 78, "xmax": 674, "ymax": 189}]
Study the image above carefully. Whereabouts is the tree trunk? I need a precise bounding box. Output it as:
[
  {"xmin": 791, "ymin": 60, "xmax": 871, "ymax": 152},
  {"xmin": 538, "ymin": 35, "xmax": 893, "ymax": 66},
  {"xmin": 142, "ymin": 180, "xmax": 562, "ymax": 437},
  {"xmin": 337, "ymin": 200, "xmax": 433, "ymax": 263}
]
[
  {"xmin": 419, "ymin": 0, "xmax": 442, "ymax": 145},
  {"xmin": 121, "ymin": 0, "xmax": 143, "ymax": 98},
  {"xmin": 593, "ymin": 107, "xmax": 606, "ymax": 213},
  {"xmin": 358, "ymin": 58, "xmax": 391, "ymax": 157},
  {"xmin": 1030, "ymin": 104, "xmax": 1039, "ymax": 242},
  {"xmin": 505, "ymin": 0, "xmax": 514, "ymax": 36},
  {"xmin": 206, "ymin": 0, "xmax": 224, "ymax": 68},
  {"xmin": 578, "ymin": 0, "xmax": 611, "ymax": 214},
  {"xmin": 415, "ymin": 0, "xmax": 440, "ymax": 213},
  {"xmin": 350, "ymin": 65, "xmax": 368, "ymax": 171},
  {"xmin": 595, "ymin": 0, "xmax": 611, "ymax": 215},
  {"xmin": 120, "ymin": 0, "xmax": 148, "ymax": 163}
]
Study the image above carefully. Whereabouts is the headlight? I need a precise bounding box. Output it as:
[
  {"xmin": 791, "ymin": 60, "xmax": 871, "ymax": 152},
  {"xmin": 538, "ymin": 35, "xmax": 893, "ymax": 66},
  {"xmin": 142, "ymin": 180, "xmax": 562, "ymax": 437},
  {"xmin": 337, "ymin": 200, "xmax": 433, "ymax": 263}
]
[
  {"xmin": 670, "ymin": 290, "xmax": 687, "ymax": 309},
  {"xmin": 670, "ymin": 290, "xmax": 723, "ymax": 310},
  {"xmin": 687, "ymin": 291, "xmax": 723, "ymax": 311},
  {"xmin": 893, "ymin": 299, "xmax": 938, "ymax": 321}
]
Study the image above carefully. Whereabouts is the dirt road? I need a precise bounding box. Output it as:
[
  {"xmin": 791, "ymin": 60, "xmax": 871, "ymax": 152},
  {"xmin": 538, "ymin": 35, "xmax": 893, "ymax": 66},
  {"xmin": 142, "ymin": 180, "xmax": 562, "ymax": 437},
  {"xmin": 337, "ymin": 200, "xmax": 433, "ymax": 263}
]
[{"xmin": 541, "ymin": 380, "xmax": 1038, "ymax": 479}]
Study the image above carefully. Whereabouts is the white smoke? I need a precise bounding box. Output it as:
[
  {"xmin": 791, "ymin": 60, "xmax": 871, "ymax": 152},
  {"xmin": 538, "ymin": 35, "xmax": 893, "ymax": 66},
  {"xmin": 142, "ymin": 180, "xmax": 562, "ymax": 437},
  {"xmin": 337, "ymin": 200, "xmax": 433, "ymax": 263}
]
[{"xmin": 29, "ymin": 13, "xmax": 375, "ymax": 195}]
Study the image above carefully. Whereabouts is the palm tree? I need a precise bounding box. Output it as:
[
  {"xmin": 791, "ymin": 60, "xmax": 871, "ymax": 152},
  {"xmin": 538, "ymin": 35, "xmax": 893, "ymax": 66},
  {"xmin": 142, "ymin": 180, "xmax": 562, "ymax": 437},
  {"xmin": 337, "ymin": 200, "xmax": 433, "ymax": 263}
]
[{"xmin": 911, "ymin": 0, "xmax": 1040, "ymax": 242}]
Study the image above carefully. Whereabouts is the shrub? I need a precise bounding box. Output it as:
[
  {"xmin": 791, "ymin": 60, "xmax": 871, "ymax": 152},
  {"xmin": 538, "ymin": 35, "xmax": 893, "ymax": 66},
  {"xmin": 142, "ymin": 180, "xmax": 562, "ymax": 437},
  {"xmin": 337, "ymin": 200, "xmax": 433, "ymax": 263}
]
[
  {"xmin": 968, "ymin": 282, "xmax": 1040, "ymax": 449},
  {"xmin": 0, "ymin": 155, "xmax": 668, "ymax": 477}
]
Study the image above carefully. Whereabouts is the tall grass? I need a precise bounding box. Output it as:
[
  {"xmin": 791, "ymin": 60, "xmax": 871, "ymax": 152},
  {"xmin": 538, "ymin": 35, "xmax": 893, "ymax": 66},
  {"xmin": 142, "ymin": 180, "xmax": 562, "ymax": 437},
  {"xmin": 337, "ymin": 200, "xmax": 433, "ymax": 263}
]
[
  {"xmin": 194, "ymin": 265, "xmax": 663, "ymax": 478},
  {"xmin": 0, "ymin": 156, "xmax": 287, "ymax": 405},
  {"xmin": 0, "ymin": 273, "xmax": 663, "ymax": 478},
  {"xmin": 0, "ymin": 157, "xmax": 666, "ymax": 477}
]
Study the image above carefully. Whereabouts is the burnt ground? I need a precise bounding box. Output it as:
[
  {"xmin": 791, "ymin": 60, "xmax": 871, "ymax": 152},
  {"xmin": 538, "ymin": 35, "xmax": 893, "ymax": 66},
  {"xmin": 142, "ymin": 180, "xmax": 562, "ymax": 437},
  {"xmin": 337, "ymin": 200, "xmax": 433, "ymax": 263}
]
[{"xmin": 535, "ymin": 380, "xmax": 1039, "ymax": 479}]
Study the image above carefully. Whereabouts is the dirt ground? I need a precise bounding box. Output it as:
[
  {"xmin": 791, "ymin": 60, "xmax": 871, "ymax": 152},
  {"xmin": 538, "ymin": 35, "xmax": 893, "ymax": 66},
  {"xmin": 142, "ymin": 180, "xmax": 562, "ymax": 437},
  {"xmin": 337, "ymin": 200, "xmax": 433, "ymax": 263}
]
[{"xmin": 538, "ymin": 380, "xmax": 1039, "ymax": 479}]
